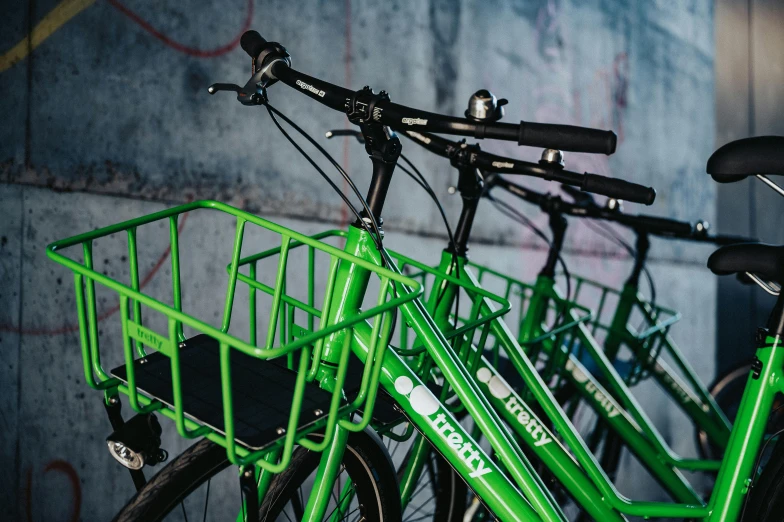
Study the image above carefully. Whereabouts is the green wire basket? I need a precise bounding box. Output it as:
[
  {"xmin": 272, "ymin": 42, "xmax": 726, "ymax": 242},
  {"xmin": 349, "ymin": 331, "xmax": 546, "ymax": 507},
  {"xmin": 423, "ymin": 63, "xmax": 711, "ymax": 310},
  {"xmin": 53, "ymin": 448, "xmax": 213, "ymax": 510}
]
[
  {"xmin": 565, "ymin": 273, "xmax": 681, "ymax": 385},
  {"xmin": 241, "ymin": 233, "xmax": 515, "ymax": 422},
  {"xmin": 468, "ymin": 263, "xmax": 593, "ymax": 391},
  {"xmin": 386, "ymin": 252, "xmax": 519, "ymax": 417},
  {"xmin": 46, "ymin": 200, "xmax": 422, "ymax": 470}
]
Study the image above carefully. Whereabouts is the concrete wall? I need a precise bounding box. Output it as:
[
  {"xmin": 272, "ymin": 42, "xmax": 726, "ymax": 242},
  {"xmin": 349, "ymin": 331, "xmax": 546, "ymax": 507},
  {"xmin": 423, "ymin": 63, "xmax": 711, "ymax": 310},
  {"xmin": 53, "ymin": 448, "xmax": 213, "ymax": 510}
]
[
  {"xmin": 715, "ymin": 0, "xmax": 784, "ymax": 374},
  {"xmin": 1, "ymin": 0, "xmax": 718, "ymax": 519}
]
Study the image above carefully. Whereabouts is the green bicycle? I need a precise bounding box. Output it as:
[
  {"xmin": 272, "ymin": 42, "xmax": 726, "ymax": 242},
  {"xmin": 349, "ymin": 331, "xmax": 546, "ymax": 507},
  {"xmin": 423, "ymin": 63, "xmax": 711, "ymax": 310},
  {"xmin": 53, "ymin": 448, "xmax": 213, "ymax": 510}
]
[
  {"xmin": 47, "ymin": 29, "xmax": 784, "ymax": 522},
  {"xmin": 48, "ymin": 28, "xmax": 626, "ymax": 522},
  {"xmin": 327, "ymin": 122, "xmax": 709, "ymax": 511},
  {"xmin": 480, "ymin": 174, "xmax": 751, "ymax": 477}
]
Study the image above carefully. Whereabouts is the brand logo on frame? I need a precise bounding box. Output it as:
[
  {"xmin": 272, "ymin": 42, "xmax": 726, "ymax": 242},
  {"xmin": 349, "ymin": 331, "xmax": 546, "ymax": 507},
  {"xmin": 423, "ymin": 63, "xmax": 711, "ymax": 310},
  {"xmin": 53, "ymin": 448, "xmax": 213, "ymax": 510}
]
[
  {"xmin": 491, "ymin": 161, "xmax": 514, "ymax": 169},
  {"xmin": 475, "ymin": 367, "xmax": 553, "ymax": 447},
  {"xmin": 650, "ymin": 361, "xmax": 709, "ymax": 412},
  {"xmin": 126, "ymin": 320, "xmax": 170, "ymax": 355},
  {"xmin": 401, "ymin": 117, "xmax": 428, "ymax": 126},
  {"xmin": 565, "ymin": 359, "xmax": 621, "ymax": 418},
  {"xmin": 135, "ymin": 325, "xmax": 163, "ymax": 351},
  {"xmin": 406, "ymin": 131, "xmax": 431, "ymax": 144},
  {"xmin": 295, "ymin": 79, "xmax": 325, "ymax": 97},
  {"xmin": 394, "ymin": 376, "xmax": 493, "ymax": 478}
]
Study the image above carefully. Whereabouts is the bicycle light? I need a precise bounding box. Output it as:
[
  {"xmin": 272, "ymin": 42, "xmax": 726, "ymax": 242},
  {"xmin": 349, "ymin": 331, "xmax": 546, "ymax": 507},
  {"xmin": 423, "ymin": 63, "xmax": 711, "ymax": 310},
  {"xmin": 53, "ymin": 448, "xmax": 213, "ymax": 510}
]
[{"xmin": 107, "ymin": 413, "xmax": 166, "ymax": 470}]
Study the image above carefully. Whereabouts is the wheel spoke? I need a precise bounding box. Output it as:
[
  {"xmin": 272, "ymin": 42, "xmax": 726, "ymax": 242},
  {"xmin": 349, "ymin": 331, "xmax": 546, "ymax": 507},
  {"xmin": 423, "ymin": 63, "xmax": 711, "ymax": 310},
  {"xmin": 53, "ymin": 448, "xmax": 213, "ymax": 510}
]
[
  {"xmin": 408, "ymin": 476, "xmax": 433, "ymax": 502},
  {"xmin": 323, "ymin": 480, "xmax": 357, "ymax": 521},
  {"xmin": 291, "ymin": 488, "xmax": 304, "ymax": 520},
  {"xmin": 202, "ymin": 478, "xmax": 211, "ymax": 522},
  {"xmin": 390, "ymin": 438, "xmax": 401, "ymax": 459},
  {"xmin": 340, "ymin": 505, "xmax": 360, "ymax": 521},
  {"xmin": 403, "ymin": 494, "xmax": 435, "ymax": 521},
  {"xmin": 405, "ymin": 506, "xmax": 438, "ymax": 522}
]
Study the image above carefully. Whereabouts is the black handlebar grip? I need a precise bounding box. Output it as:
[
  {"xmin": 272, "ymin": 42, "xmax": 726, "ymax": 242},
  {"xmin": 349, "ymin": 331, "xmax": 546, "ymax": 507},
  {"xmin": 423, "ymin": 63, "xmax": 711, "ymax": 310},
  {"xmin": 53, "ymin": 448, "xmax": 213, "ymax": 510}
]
[
  {"xmin": 518, "ymin": 122, "xmax": 617, "ymax": 155},
  {"xmin": 581, "ymin": 174, "xmax": 656, "ymax": 205},
  {"xmin": 631, "ymin": 215, "xmax": 693, "ymax": 236},
  {"xmin": 240, "ymin": 30, "xmax": 267, "ymax": 59}
]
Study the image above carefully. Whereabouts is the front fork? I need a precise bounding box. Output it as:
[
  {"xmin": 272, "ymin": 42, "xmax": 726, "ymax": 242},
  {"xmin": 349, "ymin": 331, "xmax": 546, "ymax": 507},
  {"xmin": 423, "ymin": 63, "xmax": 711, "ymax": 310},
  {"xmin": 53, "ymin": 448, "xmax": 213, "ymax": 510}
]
[{"xmin": 301, "ymin": 426, "xmax": 351, "ymax": 522}]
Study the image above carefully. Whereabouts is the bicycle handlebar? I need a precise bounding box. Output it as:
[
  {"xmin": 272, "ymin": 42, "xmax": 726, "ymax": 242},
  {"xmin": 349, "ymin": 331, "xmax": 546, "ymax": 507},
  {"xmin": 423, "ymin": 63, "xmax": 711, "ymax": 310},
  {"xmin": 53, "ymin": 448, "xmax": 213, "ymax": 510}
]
[
  {"xmin": 492, "ymin": 175, "xmax": 756, "ymax": 243},
  {"xmin": 400, "ymin": 130, "xmax": 655, "ymax": 205},
  {"xmin": 230, "ymin": 30, "xmax": 617, "ymax": 154}
]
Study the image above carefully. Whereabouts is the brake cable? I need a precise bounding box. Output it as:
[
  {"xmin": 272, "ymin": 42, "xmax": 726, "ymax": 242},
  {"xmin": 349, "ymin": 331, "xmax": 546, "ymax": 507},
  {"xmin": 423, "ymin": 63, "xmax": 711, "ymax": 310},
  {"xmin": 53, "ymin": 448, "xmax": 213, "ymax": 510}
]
[{"xmin": 482, "ymin": 185, "xmax": 573, "ymax": 331}]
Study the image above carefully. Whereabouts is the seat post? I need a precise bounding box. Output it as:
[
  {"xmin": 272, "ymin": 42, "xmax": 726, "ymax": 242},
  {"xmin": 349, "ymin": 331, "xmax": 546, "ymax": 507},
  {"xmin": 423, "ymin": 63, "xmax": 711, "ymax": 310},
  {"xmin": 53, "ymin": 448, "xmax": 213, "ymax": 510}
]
[{"xmin": 766, "ymin": 293, "xmax": 784, "ymax": 337}]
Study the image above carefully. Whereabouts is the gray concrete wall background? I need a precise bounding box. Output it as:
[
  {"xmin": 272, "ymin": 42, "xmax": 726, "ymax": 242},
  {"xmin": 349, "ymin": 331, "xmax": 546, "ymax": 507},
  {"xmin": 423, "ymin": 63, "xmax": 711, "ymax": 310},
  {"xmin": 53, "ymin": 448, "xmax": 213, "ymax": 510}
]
[
  {"xmin": 1, "ymin": 0, "xmax": 716, "ymax": 256},
  {"xmin": 1, "ymin": 0, "xmax": 720, "ymax": 519},
  {"xmin": 715, "ymin": 0, "xmax": 784, "ymax": 374}
]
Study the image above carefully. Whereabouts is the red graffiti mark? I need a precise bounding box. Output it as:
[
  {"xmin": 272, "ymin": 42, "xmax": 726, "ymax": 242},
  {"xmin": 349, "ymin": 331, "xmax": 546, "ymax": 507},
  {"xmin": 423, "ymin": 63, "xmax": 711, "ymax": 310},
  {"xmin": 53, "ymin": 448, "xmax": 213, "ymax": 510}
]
[
  {"xmin": 26, "ymin": 460, "xmax": 81, "ymax": 522},
  {"xmin": 106, "ymin": 0, "xmax": 254, "ymax": 58},
  {"xmin": 0, "ymin": 212, "xmax": 189, "ymax": 336},
  {"xmin": 612, "ymin": 52, "xmax": 629, "ymax": 142}
]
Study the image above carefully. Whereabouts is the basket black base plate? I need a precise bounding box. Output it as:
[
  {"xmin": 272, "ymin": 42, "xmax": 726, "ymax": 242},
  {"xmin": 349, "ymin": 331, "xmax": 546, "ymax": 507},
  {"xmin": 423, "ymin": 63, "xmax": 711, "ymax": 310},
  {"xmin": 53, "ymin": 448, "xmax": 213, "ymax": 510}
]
[{"xmin": 111, "ymin": 334, "xmax": 403, "ymax": 450}]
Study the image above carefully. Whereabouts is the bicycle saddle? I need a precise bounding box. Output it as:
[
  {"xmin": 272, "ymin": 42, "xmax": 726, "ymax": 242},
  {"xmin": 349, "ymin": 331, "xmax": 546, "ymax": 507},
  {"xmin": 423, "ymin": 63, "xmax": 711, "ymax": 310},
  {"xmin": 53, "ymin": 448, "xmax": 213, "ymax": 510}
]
[
  {"xmin": 707, "ymin": 136, "xmax": 784, "ymax": 183},
  {"xmin": 708, "ymin": 243, "xmax": 784, "ymax": 285}
]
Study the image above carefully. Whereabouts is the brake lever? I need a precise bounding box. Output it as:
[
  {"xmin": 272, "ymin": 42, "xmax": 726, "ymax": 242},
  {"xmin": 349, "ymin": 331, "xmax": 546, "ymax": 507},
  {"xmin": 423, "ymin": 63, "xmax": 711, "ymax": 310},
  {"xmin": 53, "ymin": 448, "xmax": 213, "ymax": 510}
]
[
  {"xmin": 208, "ymin": 80, "xmax": 266, "ymax": 106},
  {"xmin": 208, "ymin": 83, "xmax": 242, "ymax": 94},
  {"xmin": 325, "ymin": 129, "xmax": 365, "ymax": 144}
]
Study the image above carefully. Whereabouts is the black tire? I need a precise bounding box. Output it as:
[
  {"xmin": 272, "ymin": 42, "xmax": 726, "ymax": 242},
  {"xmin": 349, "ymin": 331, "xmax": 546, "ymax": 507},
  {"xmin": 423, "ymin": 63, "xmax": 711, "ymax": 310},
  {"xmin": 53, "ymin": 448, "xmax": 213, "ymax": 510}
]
[
  {"xmin": 112, "ymin": 429, "xmax": 402, "ymax": 522},
  {"xmin": 742, "ymin": 437, "xmax": 784, "ymax": 521},
  {"xmin": 698, "ymin": 360, "xmax": 784, "ymax": 461},
  {"xmin": 260, "ymin": 428, "xmax": 401, "ymax": 521},
  {"xmin": 111, "ymin": 438, "xmax": 228, "ymax": 521}
]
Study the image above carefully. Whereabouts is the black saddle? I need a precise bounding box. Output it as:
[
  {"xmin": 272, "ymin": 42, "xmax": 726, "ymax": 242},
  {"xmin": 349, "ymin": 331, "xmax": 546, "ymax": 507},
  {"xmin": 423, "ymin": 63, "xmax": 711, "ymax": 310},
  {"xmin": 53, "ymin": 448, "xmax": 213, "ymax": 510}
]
[
  {"xmin": 707, "ymin": 136, "xmax": 784, "ymax": 183},
  {"xmin": 708, "ymin": 243, "xmax": 784, "ymax": 286}
]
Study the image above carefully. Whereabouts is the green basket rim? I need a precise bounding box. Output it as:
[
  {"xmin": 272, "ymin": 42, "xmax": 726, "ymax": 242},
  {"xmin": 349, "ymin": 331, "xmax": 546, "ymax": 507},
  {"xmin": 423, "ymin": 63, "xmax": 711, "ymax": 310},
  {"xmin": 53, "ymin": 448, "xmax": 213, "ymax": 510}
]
[
  {"xmin": 47, "ymin": 200, "xmax": 424, "ymax": 361},
  {"xmin": 237, "ymin": 229, "xmax": 515, "ymax": 325}
]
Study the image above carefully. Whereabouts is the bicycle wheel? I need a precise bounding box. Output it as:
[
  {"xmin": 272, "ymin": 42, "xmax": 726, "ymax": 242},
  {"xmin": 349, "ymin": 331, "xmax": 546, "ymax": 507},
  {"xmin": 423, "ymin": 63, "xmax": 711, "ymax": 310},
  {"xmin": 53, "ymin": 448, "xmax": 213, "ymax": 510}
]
[
  {"xmin": 381, "ymin": 427, "xmax": 468, "ymax": 521},
  {"xmin": 741, "ymin": 437, "xmax": 784, "ymax": 521},
  {"xmin": 698, "ymin": 360, "xmax": 784, "ymax": 460},
  {"xmin": 259, "ymin": 425, "xmax": 466, "ymax": 521},
  {"xmin": 112, "ymin": 428, "xmax": 401, "ymax": 521}
]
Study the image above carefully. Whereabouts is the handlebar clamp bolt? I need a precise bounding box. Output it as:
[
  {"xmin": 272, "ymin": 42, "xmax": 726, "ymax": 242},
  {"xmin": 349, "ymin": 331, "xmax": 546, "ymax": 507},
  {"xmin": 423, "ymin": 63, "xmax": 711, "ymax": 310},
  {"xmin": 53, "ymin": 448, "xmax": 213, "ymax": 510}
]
[{"xmin": 605, "ymin": 198, "xmax": 624, "ymax": 212}]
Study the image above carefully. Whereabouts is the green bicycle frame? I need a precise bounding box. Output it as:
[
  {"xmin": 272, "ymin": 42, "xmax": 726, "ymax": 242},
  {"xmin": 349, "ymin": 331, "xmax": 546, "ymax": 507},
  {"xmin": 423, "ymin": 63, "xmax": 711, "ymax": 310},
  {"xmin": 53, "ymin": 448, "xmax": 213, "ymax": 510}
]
[
  {"xmin": 295, "ymin": 225, "xmax": 563, "ymax": 522},
  {"xmin": 55, "ymin": 197, "xmax": 779, "ymax": 521},
  {"xmin": 603, "ymin": 283, "xmax": 732, "ymax": 450},
  {"xmin": 400, "ymin": 249, "xmax": 783, "ymax": 520},
  {"xmin": 518, "ymin": 274, "xmax": 716, "ymax": 500}
]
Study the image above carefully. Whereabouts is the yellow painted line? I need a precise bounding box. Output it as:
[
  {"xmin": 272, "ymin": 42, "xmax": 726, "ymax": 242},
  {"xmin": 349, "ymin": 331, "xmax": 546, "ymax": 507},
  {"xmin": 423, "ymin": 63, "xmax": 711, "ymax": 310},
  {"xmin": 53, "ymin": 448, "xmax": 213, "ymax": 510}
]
[{"xmin": 0, "ymin": 0, "xmax": 96, "ymax": 73}]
